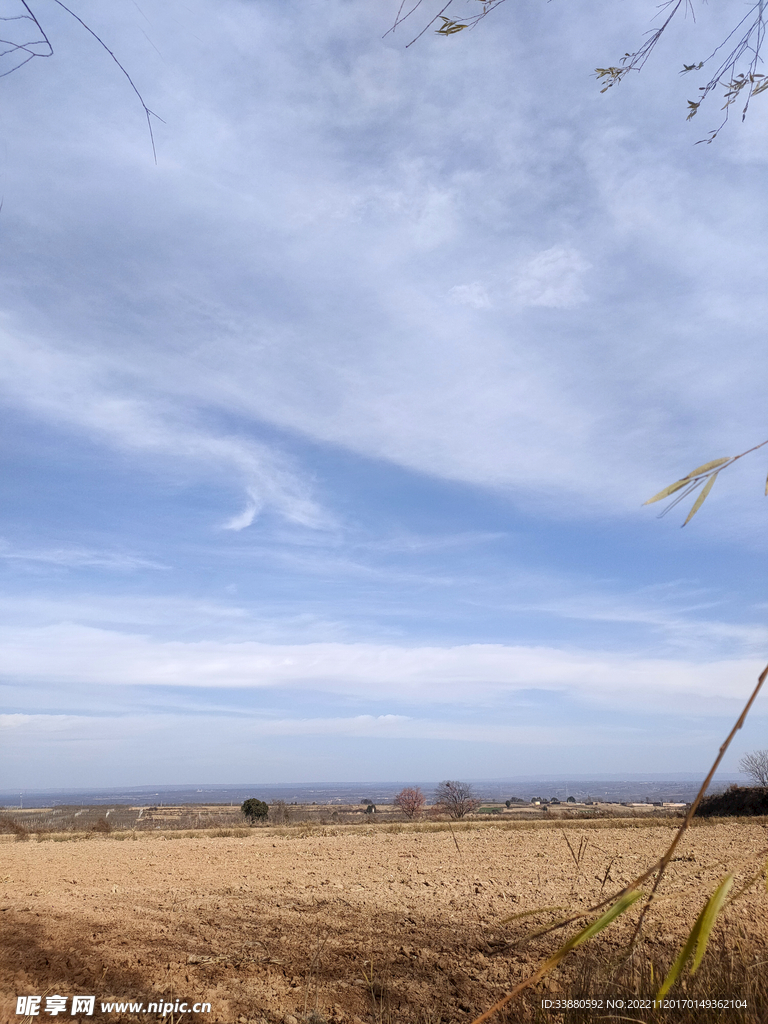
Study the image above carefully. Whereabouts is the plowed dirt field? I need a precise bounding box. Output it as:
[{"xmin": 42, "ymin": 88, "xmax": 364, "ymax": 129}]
[{"xmin": 2, "ymin": 819, "xmax": 767, "ymax": 1023}]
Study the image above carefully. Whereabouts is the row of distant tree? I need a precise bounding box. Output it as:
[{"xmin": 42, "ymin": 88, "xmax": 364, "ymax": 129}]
[
  {"xmin": 390, "ymin": 752, "xmax": 768, "ymax": 814},
  {"xmin": 240, "ymin": 781, "xmax": 480, "ymax": 823},
  {"xmin": 240, "ymin": 754, "xmax": 768, "ymax": 823}
]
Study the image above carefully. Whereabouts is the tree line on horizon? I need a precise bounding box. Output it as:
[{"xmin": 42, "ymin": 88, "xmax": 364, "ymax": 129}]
[{"xmin": 240, "ymin": 753, "xmax": 768, "ymax": 824}]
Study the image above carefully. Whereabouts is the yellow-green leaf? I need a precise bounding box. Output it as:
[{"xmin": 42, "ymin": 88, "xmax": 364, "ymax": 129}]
[
  {"xmin": 566, "ymin": 890, "xmax": 642, "ymax": 950},
  {"xmin": 764, "ymin": 470, "xmax": 768, "ymax": 497},
  {"xmin": 644, "ymin": 457, "xmax": 731, "ymax": 505},
  {"xmin": 522, "ymin": 891, "xmax": 642, "ymax": 980},
  {"xmin": 683, "ymin": 470, "xmax": 719, "ymax": 526},
  {"xmin": 657, "ymin": 874, "xmax": 733, "ymax": 999},
  {"xmin": 467, "ymin": 892, "xmax": 642, "ymax": 1024},
  {"xmin": 643, "ymin": 478, "xmax": 690, "ymax": 505},
  {"xmin": 691, "ymin": 874, "xmax": 733, "ymax": 972},
  {"xmin": 657, "ymin": 919, "xmax": 699, "ymax": 999},
  {"xmin": 681, "ymin": 457, "xmax": 731, "ymax": 478}
]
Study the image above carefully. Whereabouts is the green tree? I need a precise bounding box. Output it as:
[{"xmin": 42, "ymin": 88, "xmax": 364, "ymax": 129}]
[{"xmin": 241, "ymin": 798, "xmax": 268, "ymax": 823}]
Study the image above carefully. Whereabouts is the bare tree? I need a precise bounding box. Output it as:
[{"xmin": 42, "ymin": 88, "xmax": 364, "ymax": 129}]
[
  {"xmin": 738, "ymin": 749, "xmax": 768, "ymax": 787},
  {"xmin": 269, "ymin": 800, "xmax": 291, "ymax": 824},
  {"xmin": 433, "ymin": 780, "xmax": 480, "ymax": 819},
  {"xmin": 394, "ymin": 786, "xmax": 426, "ymax": 819}
]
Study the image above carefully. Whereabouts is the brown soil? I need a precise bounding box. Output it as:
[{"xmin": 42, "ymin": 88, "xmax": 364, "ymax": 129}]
[{"xmin": 2, "ymin": 819, "xmax": 767, "ymax": 1023}]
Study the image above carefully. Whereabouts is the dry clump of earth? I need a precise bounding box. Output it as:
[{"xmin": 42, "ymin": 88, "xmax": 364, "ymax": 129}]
[{"xmin": 2, "ymin": 818, "xmax": 767, "ymax": 1022}]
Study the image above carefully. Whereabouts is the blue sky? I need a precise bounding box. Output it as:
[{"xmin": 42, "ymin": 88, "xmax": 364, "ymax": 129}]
[{"xmin": 0, "ymin": 0, "xmax": 767, "ymax": 789}]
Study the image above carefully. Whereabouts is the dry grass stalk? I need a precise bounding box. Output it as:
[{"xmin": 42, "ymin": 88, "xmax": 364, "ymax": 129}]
[{"xmin": 469, "ymin": 660, "xmax": 768, "ymax": 1023}]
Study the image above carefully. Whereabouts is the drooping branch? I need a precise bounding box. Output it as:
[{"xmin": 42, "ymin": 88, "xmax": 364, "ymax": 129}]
[
  {"xmin": 595, "ymin": 0, "xmax": 768, "ymax": 142},
  {"xmin": 2, "ymin": 0, "xmax": 161, "ymax": 160},
  {"xmin": 390, "ymin": 0, "xmax": 768, "ymax": 139},
  {"xmin": 386, "ymin": 0, "xmax": 509, "ymax": 47}
]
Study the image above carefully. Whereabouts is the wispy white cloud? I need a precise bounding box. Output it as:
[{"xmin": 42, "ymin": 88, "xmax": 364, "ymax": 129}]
[
  {"xmin": 0, "ymin": 0, "xmax": 766, "ymax": 790},
  {"xmin": 0, "ymin": 713, "xmax": 80, "ymax": 732},
  {"xmin": 0, "ymin": 325, "xmax": 327, "ymax": 529},
  {"xmin": 0, "ymin": 593, "xmax": 355, "ymax": 647},
  {"xmin": 2, "ymin": 2, "xmax": 765, "ymax": 531},
  {"xmin": 221, "ymin": 492, "xmax": 261, "ymax": 531},
  {"xmin": 503, "ymin": 588, "xmax": 768, "ymax": 655},
  {"xmin": 0, "ymin": 710, "xmax": 592, "ymax": 746},
  {"xmin": 0, "ymin": 539, "xmax": 166, "ymax": 571},
  {"xmin": 5, "ymin": 708, "xmax": 731, "ymax": 790},
  {"xmin": 352, "ymin": 531, "xmax": 506, "ymax": 555},
  {"xmin": 0, "ymin": 623, "xmax": 761, "ymax": 713}
]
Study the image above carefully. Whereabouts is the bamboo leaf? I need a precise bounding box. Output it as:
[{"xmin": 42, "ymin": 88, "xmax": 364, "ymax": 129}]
[
  {"xmin": 682, "ymin": 470, "xmax": 719, "ymax": 526},
  {"xmin": 691, "ymin": 874, "xmax": 733, "ymax": 972},
  {"xmin": 565, "ymin": 890, "xmax": 642, "ymax": 950},
  {"xmin": 643, "ymin": 478, "xmax": 690, "ymax": 505},
  {"xmin": 680, "ymin": 457, "xmax": 731, "ymax": 478},
  {"xmin": 764, "ymin": 470, "xmax": 768, "ymax": 497},
  {"xmin": 515, "ymin": 891, "xmax": 643, "ymax": 984},
  {"xmin": 526, "ymin": 891, "xmax": 643, "ymax": 970},
  {"xmin": 644, "ymin": 457, "xmax": 731, "ymax": 506},
  {"xmin": 657, "ymin": 874, "xmax": 733, "ymax": 999},
  {"xmin": 436, "ymin": 16, "xmax": 467, "ymax": 33},
  {"xmin": 657, "ymin": 919, "xmax": 700, "ymax": 1000},
  {"xmin": 467, "ymin": 892, "xmax": 642, "ymax": 1024},
  {"xmin": 681, "ymin": 457, "xmax": 730, "ymax": 477}
]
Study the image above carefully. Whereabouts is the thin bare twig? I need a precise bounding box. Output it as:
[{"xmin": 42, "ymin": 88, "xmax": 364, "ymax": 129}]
[
  {"xmin": 386, "ymin": 0, "xmax": 509, "ymax": 47},
  {"xmin": 393, "ymin": 0, "xmax": 768, "ymax": 138},
  {"xmin": 598, "ymin": 856, "xmax": 615, "ymax": 897},
  {"xmin": 0, "ymin": 1, "xmax": 52, "ymax": 77},
  {"xmin": 594, "ymin": 0, "xmax": 768, "ymax": 141},
  {"xmin": 48, "ymin": 0, "xmax": 162, "ymax": 161},
  {"xmin": 3, "ymin": 1, "xmax": 161, "ymax": 160}
]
